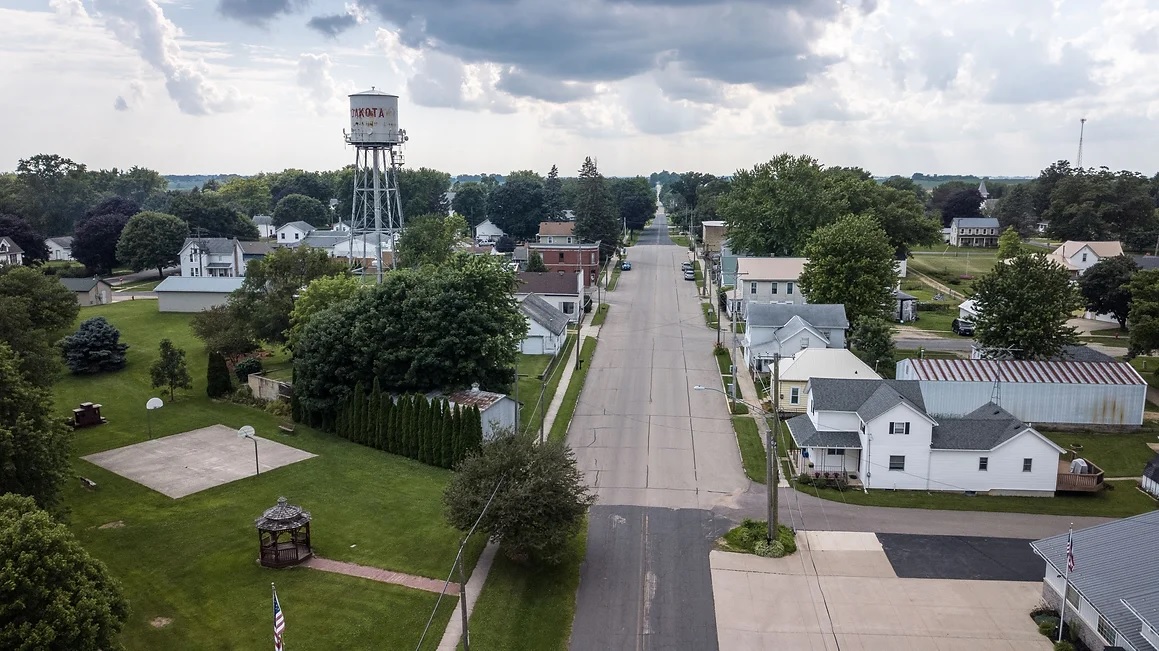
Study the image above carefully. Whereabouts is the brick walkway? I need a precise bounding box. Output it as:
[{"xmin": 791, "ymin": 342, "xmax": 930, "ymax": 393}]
[{"xmin": 301, "ymin": 557, "xmax": 457, "ymax": 595}]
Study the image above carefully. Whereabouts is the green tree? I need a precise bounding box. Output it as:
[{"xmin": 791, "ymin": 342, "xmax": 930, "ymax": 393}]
[
  {"xmin": 272, "ymin": 193, "xmax": 329, "ymax": 228},
  {"xmin": 0, "ymin": 494, "xmax": 130, "ymax": 650},
  {"xmin": 398, "ymin": 167, "xmax": 451, "ymax": 217},
  {"xmin": 573, "ymin": 157, "xmax": 620, "ymax": 261},
  {"xmin": 190, "ymin": 304, "xmax": 260, "ymax": 363},
  {"xmin": 60, "ymin": 316, "xmax": 129, "ymax": 375},
  {"xmin": 487, "ymin": 172, "xmax": 544, "ymax": 240},
  {"xmin": 444, "ymin": 433, "xmax": 595, "ymax": 565},
  {"xmin": 270, "ymin": 169, "xmax": 332, "ymax": 204},
  {"xmin": 72, "ymin": 213, "xmax": 130, "ymax": 274},
  {"xmin": 974, "ymin": 252, "xmax": 1081, "ymax": 360},
  {"xmin": 994, "ymin": 183, "xmax": 1038, "ymax": 236},
  {"xmin": 1044, "ymin": 168, "xmax": 1155, "ymax": 242},
  {"xmin": 544, "ymin": 165, "xmax": 565, "ymax": 221},
  {"xmin": 451, "ymin": 181, "xmax": 489, "ymax": 227},
  {"xmin": 526, "ymin": 250, "xmax": 548, "ymax": 272},
  {"xmin": 206, "ymin": 352, "xmax": 233, "ymax": 398},
  {"xmin": 216, "ymin": 175, "xmax": 273, "ymax": 216},
  {"xmin": 168, "ymin": 191, "xmax": 259, "ymax": 240},
  {"xmin": 230, "ymin": 246, "xmax": 349, "ymax": 345},
  {"xmin": 0, "ymin": 265, "xmax": 79, "ymax": 387},
  {"xmin": 610, "ymin": 176, "xmax": 658, "ymax": 232},
  {"xmin": 287, "ymin": 275, "xmax": 365, "ymax": 349},
  {"xmin": 936, "ymin": 187, "xmax": 983, "ymax": 226},
  {"xmin": 116, "ymin": 211, "xmax": 189, "ymax": 279},
  {"xmin": 1079, "ymin": 255, "xmax": 1137, "ymax": 330},
  {"xmin": 150, "ymin": 338, "xmax": 192, "ymax": 400},
  {"xmin": 849, "ymin": 317, "xmax": 895, "ymax": 372},
  {"xmin": 718, "ymin": 155, "xmax": 836, "ymax": 256},
  {"xmin": 798, "ymin": 215, "xmax": 897, "ymax": 325},
  {"xmin": 997, "ymin": 227, "xmax": 1022, "ymax": 259},
  {"xmin": 14, "ymin": 154, "xmax": 93, "ymax": 236},
  {"xmin": 0, "ymin": 343, "xmax": 72, "ymax": 512},
  {"xmin": 1128, "ymin": 269, "xmax": 1159, "ymax": 356},
  {"xmin": 0, "ymin": 213, "xmax": 48, "ymax": 263},
  {"xmin": 397, "ymin": 213, "xmax": 461, "ymax": 267},
  {"xmin": 882, "ymin": 176, "xmax": 928, "ymax": 207}
]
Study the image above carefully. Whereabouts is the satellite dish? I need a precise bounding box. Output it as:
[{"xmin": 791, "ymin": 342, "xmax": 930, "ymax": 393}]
[
  {"xmin": 238, "ymin": 425, "xmax": 256, "ymax": 439},
  {"xmin": 146, "ymin": 397, "xmax": 164, "ymax": 410}
]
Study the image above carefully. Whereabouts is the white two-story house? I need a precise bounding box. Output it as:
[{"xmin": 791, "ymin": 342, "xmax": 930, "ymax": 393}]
[
  {"xmin": 252, "ymin": 215, "xmax": 275, "ymax": 239},
  {"xmin": 180, "ymin": 238, "xmax": 246, "ymax": 277},
  {"xmin": 742, "ymin": 303, "xmax": 848, "ymax": 373},
  {"xmin": 276, "ymin": 221, "xmax": 316, "ymax": 245},
  {"xmin": 949, "ymin": 217, "xmax": 1000, "ymax": 247},
  {"xmin": 1046, "ymin": 240, "xmax": 1124, "ymax": 278},
  {"xmin": 727, "ymin": 257, "xmax": 807, "ymax": 317},
  {"xmin": 537, "ymin": 221, "xmax": 576, "ymax": 244},
  {"xmin": 787, "ymin": 378, "xmax": 1064, "ymax": 495},
  {"xmin": 0, "ymin": 237, "xmax": 24, "ymax": 266}
]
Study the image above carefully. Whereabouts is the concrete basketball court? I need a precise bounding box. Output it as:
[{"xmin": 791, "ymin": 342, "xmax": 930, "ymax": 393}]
[
  {"xmin": 711, "ymin": 531, "xmax": 1051, "ymax": 650},
  {"xmin": 82, "ymin": 424, "xmax": 316, "ymax": 498}
]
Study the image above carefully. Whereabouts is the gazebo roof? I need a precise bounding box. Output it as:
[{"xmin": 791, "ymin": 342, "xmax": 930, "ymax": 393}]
[{"xmin": 254, "ymin": 496, "xmax": 311, "ymax": 532}]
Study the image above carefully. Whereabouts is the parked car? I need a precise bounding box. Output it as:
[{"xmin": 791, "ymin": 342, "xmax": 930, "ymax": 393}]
[
  {"xmin": 951, "ymin": 318, "xmax": 975, "ymax": 336},
  {"xmin": 621, "ymin": 261, "xmax": 632, "ymax": 271},
  {"xmin": 684, "ymin": 269, "xmax": 696, "ymax": 281},
  {"xmin": 681, "ymin": 261, "xmax": 693, "ymax": 271}
]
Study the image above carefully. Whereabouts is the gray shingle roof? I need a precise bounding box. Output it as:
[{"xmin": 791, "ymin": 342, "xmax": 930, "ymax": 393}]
[
  {"xmin": 1031, "ymin": 510, "xmax": 1159, "ymax": 651},
  {"xmin": 48, "ymin": 236, "xmax": 74, "ymax": 247},
  {"xmin": 930, "ymin": 403, "xmax": 1029, "ymax": 450},
  {"xmin": 300, "ymin": 231, "xmax": 348, "ymax": 249},
  {"xmin": 746, "ymin": 303, "xmax": 849, "ymax": 329},
  {"xmin": 58, "ymin": 277, "xmax": 108, "ymax": 292},
  {"xmin": 786, "ymin": 415, "xmax": 861, "ymax": 449},
  {"xmin": 0, "ymin": 236, "xmax": 24, "ymax": 254},
  {"xmin": 520, "ymin": 293, "xmax": 569, "ymax": 335},
  {"xmin": 1055, "ymin": 344, "xmax": 1115, "ymax": 363},
  {"xmin": 252, "ymin": 215, "xmax": 273, "ymax": 225},
  {"xmin": 953, "ymin": 217, "xmax": 1000, "ymax": 228},
  {"xmin": 281, "ymin": 221, "xmax": 316, "ymax": 233},
  {"xmin": 182, "ymin": 237, "xmax": 236, "ymax": 255},
  {"xmin": 238, "ymin": 241, "xmax": 275, "ymax": 256},
  {"xmin": 808, "ymin": 378, "xmax": 925, "ymax": 418}
]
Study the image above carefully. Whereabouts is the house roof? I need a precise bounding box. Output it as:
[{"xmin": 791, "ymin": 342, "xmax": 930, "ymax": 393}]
[
  {"xmin": 154, "ymin": 276, "xmax": 245, "ymax": 293},
  {"xmin": 300, "ymin": 231, "xmax": 349, "ymax": 249},
  {"xmin": 1031, "ymin": 510, "xmax": 1159, "ymax": 651},
  {"xmin": 899, "ymin": 358, "xmax": 1145, "ymax": 386},
  {"xmin": 736, "ymin": 257, "xmax": 807, "ymax": 281},
  {"xmin": 520, "ymin": 293, "xmax": 569, "ymax": 336},
  {"xmin": 512, "ymin": 245, "xmax": 529, "ymax": 262},
  {"xmin": 0, "ymin": 236, "xmax": 24, "ymax": 254},
  {"xmin": 746, "ymin": 303, "xmax": 848, "ymax": 330},
  {"xmin": 252, "ymin": 215, "xmax": 273, "ymax": 225},
  {"xmin": 238, "ymin": 240, "xmax": 276, "ymax": 256},
  {"xmin": 441, "ymin": 385, "xmax": 509, "ymax": 411},
  {"xmin": 182, "ymin": 237, "xmax": 236, "ymax": 255},
  {"xmin": 786, "ymin": 414, "xmax": 861, "ymax": 449},
  {"xmin": 701, "ymin": 220, "xmax": 726, "ymax": 228},
  {"xmin": 776, "ymin": 348, "xmax": 878, "ymax": 383},
  {"xmin": 1144, "ymin": 453, "xmax": 1159, "ymax": 483},
  {"xmin": 952, "ymin": 217, "xmax": 999, "ymax": 228},
  {"xmin": 808, "ymin": 378, "xmax": 926, "ymax": 420},
  {"xmin": 930, "ymin": 403, "xmax": 1036, "ymax": 450},
  {"xmin": 1134, "ymin": 255, "xmax": 1159, "ymax": 270},
  {"xmin": 48, "ymin": 236, "xmax": 74, "ymax": 247},
  {"xmin": 538, "ymin": 221, "xmax": 575, "ymax": 237},
  {"xmin": 1056, "ymin": 345, "xmax": 1115, "ymax": 363},
  {"xmin": 893, "ymin": 289, "xmax": 917, "ymax": 301},
  {"xmin": 279, "ymin": 221, "xmax": 317, "ymax": 233},
  {"xmin": 1054, "ymin": 240, "xmax": 1123, "ymax": 259},
  {"xmin": 58, "ymin": 276, "xmax": 109, "ymax": 292},
  {"xmin": 515, "ymin": 271, "xmax": 578, "ymax": 296},
  {"xmin": 1121, "ymin": 591, "xmax": 1159, "ymax": 641}
]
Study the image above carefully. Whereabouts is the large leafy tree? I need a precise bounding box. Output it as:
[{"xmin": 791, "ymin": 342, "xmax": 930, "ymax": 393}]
[
  {"xmin": 399, "ymin": 167, "xmax": 451, "ymax": 217},
  {"xmin": 444, "ymin": 433, "xmax": 594, "ymax": 565},
  {"xmin": 849, "ymin": 317, "xmax": 895, "ymax": 372},
  {"xmin": 168, "ymin": 192, "xmax": 258, "ymax": 240},
  {"xmin": 0, "ymin": 265, "xmax": 79, "ymax": 387},
  {"xmin": 0, "ymin": 494, "xmax": 130, "ymax": 650},
  {"xmin": 216, "ymin": 175, "xmax": 273, "ymax": 216},
  {"xmin": 573, "ymin": 157, "xmax": 620, "ymax": 260},
  {"xmin": 14, "ymin": 154, "xmax": 93, "ymax": 235},
  {"xmin": 190, "ymin": 305, "xmax": 259, "ymax": 363},
  {"xmin": 798, "ymin": 214, "xmax": 897, "ymax": 326},
  {"xmin": 0, "ymin": 213, "xmax": 48, "ymax": 264},
  {"xmin": 1033, "ymin": 160, "xmax": 1076, "ymax": 217},
  {"xmin": 80, "ymin": 196, "xmax": 140, "ymax": 227},
  {"xmin": 269, "ymin": 169, "xmax": 332, "ymax": 204},
  {"xmin": 0, "ymin": 344, "xmax": 73, "ymax": 512},
  {"xmin": 287, "ymin": 275, "xmax": 366, "ymax": 350},
  {"xmin": 823, "ymin": 168, "xmax": 939, "ymax": 257},
  {"xmin": 718, "ymin": 155, "xmax": 838, "ymax": 256},
  {"xmin": 294, "ymin": 254, "xmax": 526, "ymax": 417},
  {"xmin": 997, "ymin": 227, "xmax": 1022, "ymax": 259},
  {"xmin": 1128, "ymin": 269, "xmax": 1159, "ymax": 356},
  {"xmin": 150, "ymin": 338, "xmax": 192, "ymax": 400},
  {"xmin": 72, "ymin": 213, "xmax": 130, "ymax": 274},
  {"xmin": 397, "ymin": 213, "xmax": 464, "ymax": 267},
  {"xmin": 272, "ymin": 193, "xmax": 329, "ymax": 227},
  {"xmin": 882, "ymin": 176, "xmax": 928, "ymax": 207},
  {"xmin": 974, "ymin": 252, "xmax": 1081, "ymax": 360},
  {"xmin": 610, "ymin": 176, "xmax": 657, "ymax": 232},
  {"xmin": 488, "ymin": 172, "xmax": 545, "ymax": 240},
  {"xmin": 1079, "ymin": 255, "xmax": 1137, "ymax": 330},
  {"xmin": 60, "ymin": 316, "xmax": 129, "ymax": 375},
  {"xmin": 230, "ymin": 246, "xmax": 349, "ymax": 344},
  {"xmin": 937, "ymin": 187, "xmax": 984, "ymax": 225},
  {"xmin": 116, "ymin": 211, "xmax": 189, "ymax": 279},
  {"xmin": 451, "ymin": 181, "xmax": 489, "ymax": 227},
  {"xmin": 1044, "ymin": 168, "xmax": 1155, "ymax": 242},
  {"xmin": 994, "ymin": 183, "xmax": 1037, "ymax": 236}
]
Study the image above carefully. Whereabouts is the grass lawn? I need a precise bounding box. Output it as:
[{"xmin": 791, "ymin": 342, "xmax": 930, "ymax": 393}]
[
  {"xmin": 701, "ymin": 302, "xmax": 717, "ymax": 328},
  {"xmin": 549, "ymin": 337, "xmax": 598, "ymax": 443},
  {"xmin": 909, "ymin": 250, "xmax": 999, "ymax": 294},
  {"xmin": 670, "ymin": 234, "xmax": 690, "ymax": 248},
  {"xmin": 517, "ymin": 353, "xmax": 553, "ymax": 433},
  {"xmin": 591, "ymin": 303, "xmax": 609, "ymax": 327},
  {"xmin": 714, "ymin": 349, "xmax": 732, "ymax": 376},
  {"xmin": 733, "ymin": 417, "xmax": 766, "ymax": 484},
  {"xmin": 461, "ymin": 527, "xmax": 587, "ymax": 651},
  {"xmin": 794, "ymin": 480, "xmax": 1156, "ymax": 518},
  {"xmin": 115, "ymin": 279, "xmax": 163, "ymax": 292},
  {"xmin": 55, "ymin": 301, "xmax": 480, "ymax": 649},
  {"xmin": 1042, "ymin": 430, "xmax": 1159, "ymax": 478},
  {"xmin": 608, "ymin": 265, "xmax": 622, "ymax": 291},
  {"xmin": 1129, "ymin": 357, "xmax": 1159, "ymax": 388},
  {"xmin": 522, "ymin": 336, "xmax": 575, "ymax": 437}
]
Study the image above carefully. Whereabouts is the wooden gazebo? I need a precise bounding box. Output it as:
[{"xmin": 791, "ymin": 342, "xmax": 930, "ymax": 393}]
[{"xmin": 255, "ymin": 497, "xmax": 312, "ymax": 568}]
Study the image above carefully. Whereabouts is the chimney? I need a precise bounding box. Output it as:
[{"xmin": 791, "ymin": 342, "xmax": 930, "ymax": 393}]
[{"xmin": 471, "ymin": 382, "xmax": 480, "ymax": 393}]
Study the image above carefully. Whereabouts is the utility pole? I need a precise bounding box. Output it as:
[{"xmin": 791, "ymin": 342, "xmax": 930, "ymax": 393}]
[
  {"xmin": 458, "ymin": 538, "xmax": 471, "ymax": 651},
  {"xmin": 767, "ymin": 353, "xmax": 780, "ymax": 542}
]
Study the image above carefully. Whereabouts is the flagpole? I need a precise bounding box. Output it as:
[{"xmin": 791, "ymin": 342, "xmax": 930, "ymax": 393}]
[{"xmin": 1058, "ymin": 525, "xmax": 1073, "ymax": 644}]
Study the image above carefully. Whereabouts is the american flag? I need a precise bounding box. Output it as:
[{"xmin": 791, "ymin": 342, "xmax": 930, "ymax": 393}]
[
  {"xmin": 273, "ymin": 584, "xmax": 286, "ymax": 651},
  {"xmin": 1065, "ymin": 530, "xmax": 1075, "ymax": 573}
]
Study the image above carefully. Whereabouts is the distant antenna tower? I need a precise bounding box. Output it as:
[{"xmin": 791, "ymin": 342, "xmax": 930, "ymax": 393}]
[
  {"xmin": 344, "ymin": 87, "xmax": 408, "ymax": 283},
  {"xmin": 1076, "ymin": 117, "xmax": 1087, "ymax": 168}
]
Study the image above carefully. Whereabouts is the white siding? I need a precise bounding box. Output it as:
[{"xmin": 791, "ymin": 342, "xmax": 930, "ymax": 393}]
[
  {"xmin": 157, "ymin": 291, "xmax": 233, "ymax": 313},
  {"xmin": 911, "ymin": 380, "xmax": 1145, "ymax": 426},
  {"xmin": 813, "ymin": 410, "xmax": 861, "ymax": 432},
  {"xmin": 1143, "ymin": 475, "xmax": 1159, "ymax": 499},
  {"xmin": 520, "ymin": 319, "xmax": 563, "ymax": 355},
  {"xmin": 802, "ymin": 447, "xmax": 859, "ymax": 473},
  {"xmin": 515, "ymin": 292, "xmax": 581, "ymax": 323},
  {"xmin": 741, "ymin": 280, "xmax": 806, "ymax": 306},
  {"xmin": 863, "ymin": 403, "xmax": 933, "ymax": 490},
  {"xmin": 480, "ymin": 399, "xmax": 518, "ymax": 441},
  {"xmin": 926, "ymin": 433, "xmax": 1060, "ymax": 494}
]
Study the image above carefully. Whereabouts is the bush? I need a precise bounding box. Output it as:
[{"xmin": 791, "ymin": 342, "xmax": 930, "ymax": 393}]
[
  {"xmin": 206, "ymin": 353, "xmax": 233, "ymax": 398},
  {"xmin": 753, "ymin": 540, "xmax": 774, "ymax": 557},
  {"xmin": 264, "ymin": 399, "xmax": 291, "ymax": 418},
  {"xmin": 723, "ymin": 519, "xmax": 797, "ymax": 557},
  {"xmin": 1038, "ymin": 620, "xmax": 1057, "ymax": 637},
  {"xmin": 60, "ymin": 316, "xmax": 129, "ymax": 375},
  {"xmin": 1054, "ymin": 642, "xmax": 1075, "ymax": 651},
  {"xmin": 234, "ymin": 357, "xmax": 263, "ymax": 382},
  {"xmin": 916, "ymin": 302, "xmax": 953, "ymax": 313}
]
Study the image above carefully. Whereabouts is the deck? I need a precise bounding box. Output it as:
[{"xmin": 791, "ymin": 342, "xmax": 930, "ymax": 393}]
[{"xmin": 1056, "ymin": 459, "xmax": 1104, "ymax": 492}]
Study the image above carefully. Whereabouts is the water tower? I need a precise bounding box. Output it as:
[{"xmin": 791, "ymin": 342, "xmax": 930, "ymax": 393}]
[{"xmin": 344, "ymin": 88, "xmax": 408, "ymax": 282}]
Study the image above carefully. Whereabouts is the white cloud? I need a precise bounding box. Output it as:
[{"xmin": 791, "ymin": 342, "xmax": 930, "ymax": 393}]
[
  {"xmin": 49, "ymin": 0, "xmax": 89, "ymax": 20},
  {"xmin": 297, "ymin": 52, "xmax": 339, "ymax": 115}
]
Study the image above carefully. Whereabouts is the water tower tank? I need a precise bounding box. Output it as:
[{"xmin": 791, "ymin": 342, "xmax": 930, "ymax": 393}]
[{"xmin": 348, "ymin": 89, "xmax": 400, "ymax": 145}]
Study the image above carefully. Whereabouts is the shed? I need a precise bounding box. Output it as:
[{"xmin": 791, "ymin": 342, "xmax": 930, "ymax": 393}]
[
  {"xmin": 896, "ymin": 358, "xmax": 1146, "ymax": 426},
  {"xmin": 155, "ymin": 276, "xmax": 245, "ymax": 312},
  {"xmin": 59, "ymin": 276, "xmax": 113, "ymax": 307},
  {"xmin": 519, "ymin": 293, "xmax": 569, "ymax": 355},
  {"xmin": 440, "ymin": 384, "xmax": 517, "ymax": 441},
  {"xmin": 893, "ymin": 289, "xmax": 917, "ymax": 323},
  {"xmin": 1143, "ymin": 453, "xmax": 1159, "ymax": 499}
]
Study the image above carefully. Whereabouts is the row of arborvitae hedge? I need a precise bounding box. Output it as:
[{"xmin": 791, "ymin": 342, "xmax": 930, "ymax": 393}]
[{"xmin": 331, "ymin": 380, "xmax": 485, "ymax": 469}]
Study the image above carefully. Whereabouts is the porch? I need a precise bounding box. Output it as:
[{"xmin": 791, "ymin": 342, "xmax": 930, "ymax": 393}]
[{"xmin": 1056, "ymin": 458, "xmax": 1104, "ymax": 493}]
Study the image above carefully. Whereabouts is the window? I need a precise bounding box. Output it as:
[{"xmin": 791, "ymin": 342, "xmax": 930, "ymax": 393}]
[
  {"xmin": 1065, "ymin": 584, "xmax": 1080, "ymax": 607},
  {"xmin": 787, "ymin": 282, "xmax": 794, "ymax": 295},
  {"xmin": 1022, "ymin": 458, "xmax": 1033, "ymax": 472},
  {"xmin": 1097, "ymin": 615, "xmax": 1116, "ymax": 643},
  {"xmin": 189, "ymin": 251, "xmax": 195, "ymax": 261},
  {"xmin": 279, "ymin": 232, "xmax": 285, "ymax": 240},
  {"xmin": 888, "ymin": 455, "xmax": 905, "ymax": 471},
  {"xmin": 826, "ymin": 449, "xmax": 845, "ymax": 456},
  {"xmin": 558, "ymin": 252, "xmax": 565, "ymax": 262},
  {"xmin": 548, "ymin": 236, "xmax": 554, "ymax": 243},
  {"xmin": 890, "ymin": 422, "xmax": 910, "ymax": 435},
  {"xmin": 562, "ymin": 302, "xmax": 575, "ymax": 315},
  {"xmin": 800, "ymin": 337, "xmax": 809, "ymax": 349},
  {"xmin": 790, "ymin": 387, "xmax": 800, "ymax": 404},
  {"xmin": 750, "ymin": 282, "xmax": 757, "ymax": 295},
  {"xmin": 1081, "ymin": 253, "xmax": 1088, "ymax": 263},
  {"xmin": 771, "ymin": 283, "xmax": 778, "ymax": 295},
  {"xmin": 294, "ymin": 233, "xmax": 300, "ymax": 240},
  {"xmin": 978, "ymin": 457, "xmax": 988, "ymax": 471}
]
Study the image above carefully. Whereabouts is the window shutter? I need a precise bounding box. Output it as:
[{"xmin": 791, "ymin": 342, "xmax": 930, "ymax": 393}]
[
  {"xmin": 888, "ymin": 421, "xmax": 894, "ymax": 433},
  {"xmin": 904, "ymin": 422, "xmax": 910, "ymax": 435}
]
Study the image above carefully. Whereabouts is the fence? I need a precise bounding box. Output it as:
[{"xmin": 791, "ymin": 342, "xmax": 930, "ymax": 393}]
[{"xmin": 248, "ymin": 373, "xmax": 293, "ymax": 402}]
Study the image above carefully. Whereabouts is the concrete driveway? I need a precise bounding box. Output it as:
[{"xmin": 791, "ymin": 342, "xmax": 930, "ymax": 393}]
[{"xmin": 711, "ymin": 531, "xmax": 1051, "ymax": 651}]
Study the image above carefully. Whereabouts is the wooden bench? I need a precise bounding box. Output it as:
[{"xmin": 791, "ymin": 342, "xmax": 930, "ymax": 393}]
[
  {"xmin": 277, "ymin": 421, "xmax": 296, "ymax": 434},
  {"xmin": 79, "ymin": 477, "xmax": 98, "ymax": 490}
]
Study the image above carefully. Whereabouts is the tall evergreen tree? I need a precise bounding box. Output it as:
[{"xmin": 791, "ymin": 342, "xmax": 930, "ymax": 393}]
[
  {"xmin": 440, "ymin": 405, "xmax": 454, "ymax": 468},
  {"xmin": 544, "ymin": 164, "xmax": 565, "ymax": 221},
  {"xmin": 368, "ymin": 380, "xmax": 382, "ymax": 450},
  {"xmin": 379, "ymin": 387, "xmax": 393, "ymax": 452},
  {"xmin": 573, "ymin": 157, "xmax": 621, "ymax": 261},
  {"xmin": 387, "ymin": 394, "xmax": 402, "ymax": 454},
  {"xmin": 409, "ymin": 396, "xmax": 424, "ymax": 460},
  {"xmin": 205, "ymin": 352, "xmax": 232, "ymax": 398},
  {"xmin": 468, "ymin": 406, "xmax": 484, "ymax": 455},
  {"xmin": 351, "ymin": 383, "xmax": 365, "ymax": 445}
]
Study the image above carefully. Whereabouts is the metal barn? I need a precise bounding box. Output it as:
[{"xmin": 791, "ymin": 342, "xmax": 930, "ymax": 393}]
[{"xmin": 896, "ymin": 358, "xmax": 1146, "ymax": 426}]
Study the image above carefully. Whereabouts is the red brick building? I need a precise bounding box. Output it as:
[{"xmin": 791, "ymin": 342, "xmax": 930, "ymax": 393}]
[{"xmin": 528, "ymin": 242, "xmax": 601, "ymax": 287}]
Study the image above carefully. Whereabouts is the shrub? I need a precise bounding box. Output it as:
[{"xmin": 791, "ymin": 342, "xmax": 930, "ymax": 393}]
[
  {"xmin": 753, "ymin": 540, "xmax": 774, "ymax": 557},
  {"xmin": 60, "ymin": 316, "xmax": 129, "ymax": 375},
  {"xmin": 797, "ymin": 473, "xmax": 814, "ymax": 487},
  {"xmin": 1054, "ymin": 642, "xmax": 1075, "ymax": 651},
  {"xmin": 234, "ymin": 357, "xmax": 263, "ymax": 382},
  {"xmin": 206, "ymin": 353, "xmax": 233, "ymax": 398},
  {"xmin": 1038, "ymin": 621, "xmax": 1056, "ymax": 637},
  {"xmin": 264, "ymin": 399, "xmax": 291, "ymax": 418},
  {"xmin": 769, "ymin": 541, "xmax": 787, "ymax": 557}
]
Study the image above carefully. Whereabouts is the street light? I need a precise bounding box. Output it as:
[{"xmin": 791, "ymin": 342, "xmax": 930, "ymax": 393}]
[
  {"xmin": 238, "ymin": 425, "xmax": 260, "ymax": 476},
  {"xmin": 695, "ymin": 353, "xmax": 783, "ymax": 543},
  {"xmin": 145, "ymin": 397, "xmax": 163, "ymax": 439}
]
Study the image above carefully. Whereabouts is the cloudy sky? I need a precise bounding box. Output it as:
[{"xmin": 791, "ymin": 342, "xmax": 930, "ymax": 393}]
[{"xmin": 2, "ymin": 0, "xmax": 1158, "ymax": 178}]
